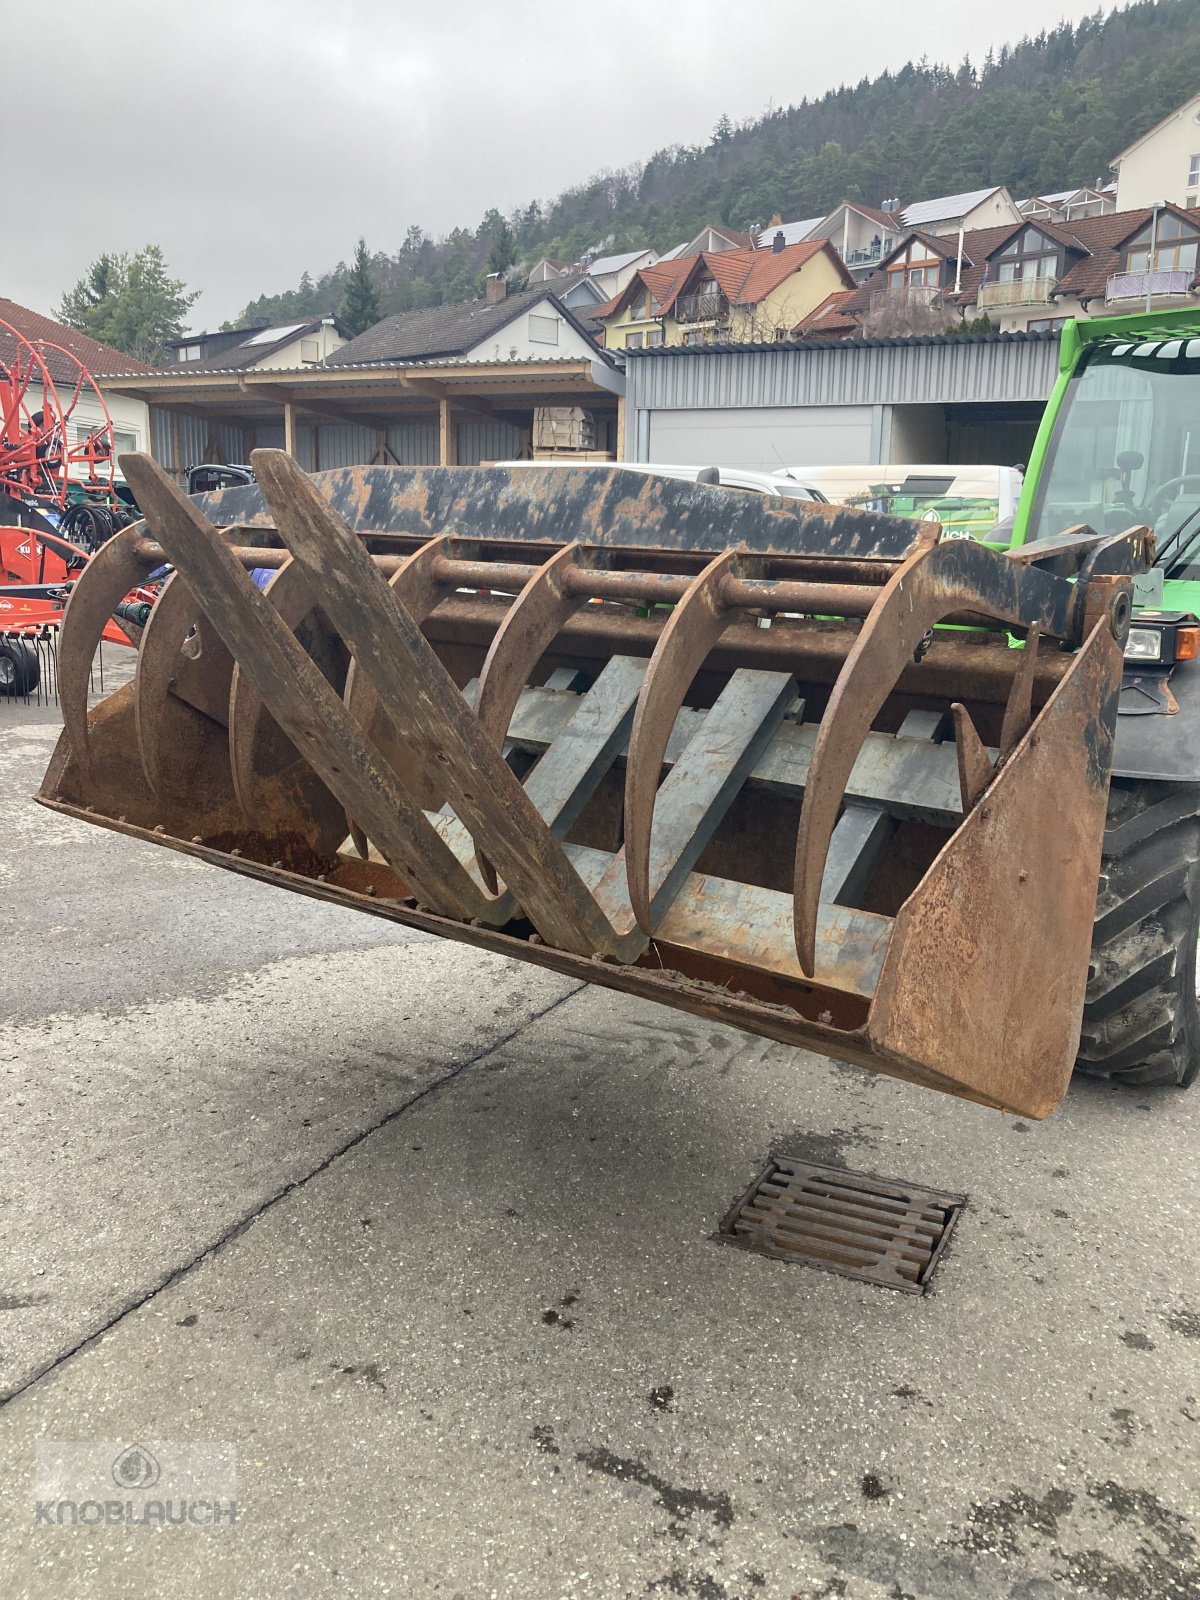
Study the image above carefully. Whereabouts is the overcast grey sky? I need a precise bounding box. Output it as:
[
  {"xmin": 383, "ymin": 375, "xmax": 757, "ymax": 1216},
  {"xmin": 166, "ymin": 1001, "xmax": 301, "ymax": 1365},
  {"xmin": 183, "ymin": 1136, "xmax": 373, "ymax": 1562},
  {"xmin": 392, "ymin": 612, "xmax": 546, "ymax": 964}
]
[{"xmin": 9, "ymin": 0, "xmax": 1107, "ymax": 328}]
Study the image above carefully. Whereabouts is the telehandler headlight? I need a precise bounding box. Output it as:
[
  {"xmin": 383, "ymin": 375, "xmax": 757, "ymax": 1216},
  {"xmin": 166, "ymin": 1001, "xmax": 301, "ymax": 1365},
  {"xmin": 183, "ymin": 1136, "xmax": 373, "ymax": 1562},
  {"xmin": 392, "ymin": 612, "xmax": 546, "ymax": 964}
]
[{"xmin": 1123, "ymin": 614, "xmax": 1200, "ymax": 666}]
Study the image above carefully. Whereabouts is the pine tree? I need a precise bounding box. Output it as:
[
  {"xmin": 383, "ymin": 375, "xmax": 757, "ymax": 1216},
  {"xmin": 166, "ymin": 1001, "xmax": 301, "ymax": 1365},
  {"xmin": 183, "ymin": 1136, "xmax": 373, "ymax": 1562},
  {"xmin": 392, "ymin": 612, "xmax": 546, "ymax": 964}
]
[
  {"xmin": 487, "ymin": 219, "xmax": 517, "ymax": 277},
  {"xmin": 338, "ymin": 238, "xmax": 381, "ymax": 337}
]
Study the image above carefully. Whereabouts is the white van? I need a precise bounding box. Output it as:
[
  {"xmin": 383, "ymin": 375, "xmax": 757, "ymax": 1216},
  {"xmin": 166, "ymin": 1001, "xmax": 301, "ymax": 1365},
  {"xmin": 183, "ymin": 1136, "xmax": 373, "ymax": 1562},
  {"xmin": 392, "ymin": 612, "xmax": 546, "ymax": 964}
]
[{"xmin": 497, "ymin": 460, "xmax": 828, "ymax": 504}]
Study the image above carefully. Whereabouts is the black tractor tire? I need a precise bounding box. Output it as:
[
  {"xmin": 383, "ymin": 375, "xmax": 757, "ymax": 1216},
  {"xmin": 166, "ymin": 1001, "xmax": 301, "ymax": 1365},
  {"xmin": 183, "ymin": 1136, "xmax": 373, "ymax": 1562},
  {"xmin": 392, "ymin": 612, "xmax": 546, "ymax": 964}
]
[
  {"xmin": 1077, "ymin": 779, "xmax": 1200, "ymax": 1088},
  {"xmin": 0, "ymin": 638, "xmax": 39, "ymax": 697}
]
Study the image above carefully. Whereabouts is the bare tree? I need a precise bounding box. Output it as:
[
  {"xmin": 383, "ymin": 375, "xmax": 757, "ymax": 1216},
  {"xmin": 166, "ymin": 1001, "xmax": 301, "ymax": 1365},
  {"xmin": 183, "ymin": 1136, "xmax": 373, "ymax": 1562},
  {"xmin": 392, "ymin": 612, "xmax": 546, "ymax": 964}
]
[{"xmin": 860, "ymin": 286, "xmax": 964, "ymax": 339}]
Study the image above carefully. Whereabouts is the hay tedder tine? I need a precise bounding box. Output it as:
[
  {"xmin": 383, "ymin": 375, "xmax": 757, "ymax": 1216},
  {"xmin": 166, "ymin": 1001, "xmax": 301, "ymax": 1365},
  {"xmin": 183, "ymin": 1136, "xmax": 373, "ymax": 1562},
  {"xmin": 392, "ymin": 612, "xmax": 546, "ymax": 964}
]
[
  {"xmin": 792, "ymin": 538, "xmax": 1076, "ymax": 975},
  {"xmin": 248, "ymin": 448, "xmax": 620, "ymax": 957},
  {"xmin": 121, "ymin": 454, "xmax": 495, "ymax": 922},
  {"xmin": 60, "ymin": 525, "xmax": 153, "ymax": 769},
  {"xmin": 623, "ymin": 548, "xmax": 746, "ymax": 933}
]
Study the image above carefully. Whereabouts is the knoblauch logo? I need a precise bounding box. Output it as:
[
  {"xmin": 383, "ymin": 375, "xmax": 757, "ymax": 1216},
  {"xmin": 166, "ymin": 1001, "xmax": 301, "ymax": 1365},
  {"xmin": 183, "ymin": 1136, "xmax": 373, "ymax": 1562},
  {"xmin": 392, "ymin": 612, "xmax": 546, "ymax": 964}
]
[
  {"xmin": 34, "ymin": 1440, "xmax": 236, "ymax": 1528},
  {"xmin": 112, "ymin": 1445, "xmax": 160, "ymax": 1490}
]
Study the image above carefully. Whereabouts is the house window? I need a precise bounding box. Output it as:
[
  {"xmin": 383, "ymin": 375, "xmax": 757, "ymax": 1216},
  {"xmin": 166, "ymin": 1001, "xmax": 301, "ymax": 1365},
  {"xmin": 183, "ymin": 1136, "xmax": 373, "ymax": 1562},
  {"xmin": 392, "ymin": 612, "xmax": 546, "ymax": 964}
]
[
  {"xmin": 529, "ymin": 314, "xmax": 559, "ymax": 345},
  {"xmin": 992, "ymin": 227, "xmax": 1059, "ymax": 283},
  {"xmin": 683, "ymin": 331, "xmax": 704, "ymax": 346},
  {"xmin": 1027, "ymin": 317, "xmax": 1067, "ymax": 333},
  {"xmin": 1123, "ymin": 212, "xmax": 1200, "ymax": 275},
  {"xmin": 645, "ymin": 327, "xmax": 663, "ymax": 347},
  {"xmin": 886, "ymin": 241, "xmax": 943, "ymax": 294},
  {"xmin": 626, "ymin": 331, "xmax": 644, "ymax": 349},
  {"xmin": 176, "ymin": 344, "xmax": 202, "ymax": 362},
  {"xmin": 1188, "ymin": 197, "xmax": 1199, "ymax": 211},
  {"xmin": 1190, "ymin": 153, "xmax": 1200, "ymax": 188},
  {"xmin": 300, "ymin": 337, "xmax": 320, "ymax": 362}
]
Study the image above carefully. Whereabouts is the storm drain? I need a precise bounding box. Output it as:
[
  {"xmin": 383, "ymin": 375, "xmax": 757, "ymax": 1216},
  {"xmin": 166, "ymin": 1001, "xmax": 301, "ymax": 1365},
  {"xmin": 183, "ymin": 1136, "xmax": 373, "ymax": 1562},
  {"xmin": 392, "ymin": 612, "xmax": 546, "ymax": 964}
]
[{"xmin": 716, "ymin": 1157, "xmax": 964, "ymax": 1294}]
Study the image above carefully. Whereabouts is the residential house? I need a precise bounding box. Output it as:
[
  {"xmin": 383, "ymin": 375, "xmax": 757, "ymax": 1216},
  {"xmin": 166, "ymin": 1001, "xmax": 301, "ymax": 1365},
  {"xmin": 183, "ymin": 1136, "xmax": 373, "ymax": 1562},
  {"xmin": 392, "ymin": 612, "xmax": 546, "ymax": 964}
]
[
  {"xmin": 526, "ymin": 258, "xmax": 573, "ymax": 284},
  {"xmin": 0, "ymin": 297, "xmax": 152, "ymax": 468},
  {"xmin": 752, "ymin": 213, "xmax": 824, "ymax": 250},
  {"xmin": 658, "ymin": 225, "xmax": 757, "ymax": 262},
  {"xmin": 804, "ymin": 200, "xmax": 906, "ymax": 281},
  {"xmin": 326, "ymin": 279, "xmax": 604, "ymax": 366},
  {"xmin": 582, "ymin": 248, "xmax": 656, "ymax": 300},
  {"xmin": 1112, "ymin": 91, "xmax": 1200, "ymax": 209},
  {"xmin": 795, "ymin": 203, "xmax": 1200, "ymax": 339},
  {"xmin": 598, "ymin": 239, "xmax": 853, "ymax": 351},
  {"xmin": 165, "ymin": 316, "xmax": 347, "ymax": 372},
  {"xmin": 1019, "ymin": 186, "xmax": 1115, "ymax": 224},
  {"xmin": 899, "ymin": 185, "xmax": 1023, "ymax": 238}
]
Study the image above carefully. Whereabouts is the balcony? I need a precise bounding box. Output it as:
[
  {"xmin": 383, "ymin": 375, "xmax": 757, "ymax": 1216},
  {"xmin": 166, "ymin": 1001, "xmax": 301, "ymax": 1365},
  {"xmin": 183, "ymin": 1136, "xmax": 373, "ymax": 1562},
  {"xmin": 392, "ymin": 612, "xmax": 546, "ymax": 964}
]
[
  {"xmin": 977, "ymin": 276, "xmax": 1057, "ymax": 309},
  {"xmin": 674, "ymin": 289, "xmax": 728, "ymax": 325},
  {"xmin": 1106, "ymin": 269, "xmax": 1194, "ymax": 302},
  {"xmin": 844, "ymin": 240, "xmax": 895, "ymax": 271}
]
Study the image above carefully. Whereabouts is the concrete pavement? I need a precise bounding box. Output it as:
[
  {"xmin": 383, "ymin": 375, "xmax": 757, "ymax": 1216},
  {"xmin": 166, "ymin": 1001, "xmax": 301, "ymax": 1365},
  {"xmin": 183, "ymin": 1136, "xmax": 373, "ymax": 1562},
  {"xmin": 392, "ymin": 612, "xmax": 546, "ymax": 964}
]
[{"xmin": 1, "ymin": 679, "xmax": 1198, "ymax": 1599}]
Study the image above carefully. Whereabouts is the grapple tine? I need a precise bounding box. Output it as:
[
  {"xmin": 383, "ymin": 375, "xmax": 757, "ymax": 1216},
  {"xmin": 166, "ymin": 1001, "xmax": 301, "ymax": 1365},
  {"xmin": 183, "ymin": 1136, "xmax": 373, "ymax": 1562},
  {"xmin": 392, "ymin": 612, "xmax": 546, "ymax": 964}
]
[
  {"xmin": 135, "ymin": 572, "xmax": 232, "ymax": 804},
  {"xmin": 1000, "ymin": 624, "xmax": 1041, "ymax": 757},
  {"xmin": 120, "ymin": 454, "xmax": 497, "ymax": 923},
  {"xmin": 249, "ymin": 447, "xmax": 619, "ymax": 958},
  {"xmin": 60, "ymin": 525, "xmax": 153, "ymax": 769},
  {"xmin": 792, "ymin": 536, "xmax": 1079, "ymax": 975},
  {"xmin": 473, "ymin": 542, "xmax": 593, "ymax": 893},
  {"xmin": 342, "ymin": 534, "xmax": 467, "ymax": 839},
  {"xmin": 226, "ymin": 557, "xmax": 351, "ymax": 853},
  {"xmin": 623, "ymin": 548, "xmax": 743, "ymax": 934},
  {"xmin": 951, "ymin": 703, "xmax": 994, "ymax": 812}
]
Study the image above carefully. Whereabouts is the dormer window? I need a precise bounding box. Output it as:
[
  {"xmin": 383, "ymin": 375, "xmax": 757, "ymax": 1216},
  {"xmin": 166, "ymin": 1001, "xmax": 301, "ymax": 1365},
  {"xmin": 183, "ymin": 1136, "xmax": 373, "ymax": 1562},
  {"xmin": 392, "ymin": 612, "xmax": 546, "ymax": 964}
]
[
  {"xmin": 993, "ymin": 226, "xmax": 1060, "ymax": 283},
  {"xmin": 886, "ymin": 240, "xmax": 943, "ymax": 294},
  {"xmin": 1123, "ymin": 213, "xmax": 1199, "ymax": 275}
]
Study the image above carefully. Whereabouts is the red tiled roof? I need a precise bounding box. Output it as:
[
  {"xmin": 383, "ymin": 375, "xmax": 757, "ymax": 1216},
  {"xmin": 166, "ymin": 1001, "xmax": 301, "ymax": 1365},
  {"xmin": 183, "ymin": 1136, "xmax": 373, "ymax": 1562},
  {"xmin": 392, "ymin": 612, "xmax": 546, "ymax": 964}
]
[
  {"xmin": 607, "ymin": 241, "xmax": 849, "ymax": 323},
  {"xmin": 707, "ymin": 239, "xmax": 850, "ymax": 304},
  {"xmin": 793, "ymin": 289, "xmax": 857, "ymax": 333},
  {"xmin": 1049, "ymin": 204, "xmax": 1198, "ymax": 301},
  {"xmin": 0, "ymin": 298, "xmax": 153, "ymax": 382}
]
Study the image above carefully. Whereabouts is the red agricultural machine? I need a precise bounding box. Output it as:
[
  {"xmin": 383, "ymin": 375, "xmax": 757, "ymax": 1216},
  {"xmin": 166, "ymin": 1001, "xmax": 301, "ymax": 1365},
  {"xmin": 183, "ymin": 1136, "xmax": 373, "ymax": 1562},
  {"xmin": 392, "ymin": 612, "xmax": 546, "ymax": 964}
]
[{"xmin": 1, "ymin": 317, "xmax": 140, "ymax": 695}]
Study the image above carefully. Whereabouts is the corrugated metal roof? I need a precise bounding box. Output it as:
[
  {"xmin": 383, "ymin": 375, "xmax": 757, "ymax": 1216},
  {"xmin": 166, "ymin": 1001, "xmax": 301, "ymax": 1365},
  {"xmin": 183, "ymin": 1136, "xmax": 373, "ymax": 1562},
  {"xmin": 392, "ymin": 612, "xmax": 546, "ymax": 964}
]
[
  {"xmin": 623, "ymin": 329, "xmax": 1059, "ymax": 411},
  {"xmin": 623, "ymin": 327, "xmax": 1057, "ymax": 357},
  {"xmin": 100, "ymin": 354, "xmax": 616, "ymax": 380}
]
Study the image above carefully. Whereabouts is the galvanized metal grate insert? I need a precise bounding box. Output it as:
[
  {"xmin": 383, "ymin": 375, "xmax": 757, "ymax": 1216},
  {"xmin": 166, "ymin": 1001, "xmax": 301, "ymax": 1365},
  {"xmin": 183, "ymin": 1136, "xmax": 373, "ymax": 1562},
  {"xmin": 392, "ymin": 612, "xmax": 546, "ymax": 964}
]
[{"xmin": 716, "ymin": 1156, "xmax": 964, "ymax": 1294}]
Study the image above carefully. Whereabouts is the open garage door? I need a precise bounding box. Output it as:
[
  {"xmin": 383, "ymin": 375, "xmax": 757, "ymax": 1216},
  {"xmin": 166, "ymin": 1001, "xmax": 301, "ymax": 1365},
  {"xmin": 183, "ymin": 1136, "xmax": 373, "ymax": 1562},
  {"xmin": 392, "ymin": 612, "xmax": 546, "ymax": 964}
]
[{"xmin": 646, "ymin": 406, "xmax": 877, "ymax": 470}]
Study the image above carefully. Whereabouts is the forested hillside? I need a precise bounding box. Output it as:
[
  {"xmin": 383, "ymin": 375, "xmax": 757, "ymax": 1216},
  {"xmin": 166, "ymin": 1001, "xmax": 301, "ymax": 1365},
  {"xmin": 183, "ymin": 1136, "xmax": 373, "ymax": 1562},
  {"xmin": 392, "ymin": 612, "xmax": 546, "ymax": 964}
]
[{"xmin": 234, "ymin": 0, "xmax": 1200, "ymax": 329}]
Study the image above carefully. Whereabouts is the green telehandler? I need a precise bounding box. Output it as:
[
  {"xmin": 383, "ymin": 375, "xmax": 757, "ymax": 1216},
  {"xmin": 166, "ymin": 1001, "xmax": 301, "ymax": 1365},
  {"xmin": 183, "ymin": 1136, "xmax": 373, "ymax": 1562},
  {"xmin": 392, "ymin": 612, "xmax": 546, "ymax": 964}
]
[{"xmin": 1010, "ymin": 306, "xmax": 1200, "ymax": 1087}]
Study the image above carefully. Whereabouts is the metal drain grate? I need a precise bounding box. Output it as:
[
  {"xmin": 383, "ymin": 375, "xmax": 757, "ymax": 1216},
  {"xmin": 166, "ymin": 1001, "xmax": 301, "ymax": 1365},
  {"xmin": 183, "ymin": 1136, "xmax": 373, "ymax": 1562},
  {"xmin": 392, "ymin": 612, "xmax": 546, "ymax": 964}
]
[{"xmin": 716, "ymin": 1156, "xmax": 964, "ymax": 1294}]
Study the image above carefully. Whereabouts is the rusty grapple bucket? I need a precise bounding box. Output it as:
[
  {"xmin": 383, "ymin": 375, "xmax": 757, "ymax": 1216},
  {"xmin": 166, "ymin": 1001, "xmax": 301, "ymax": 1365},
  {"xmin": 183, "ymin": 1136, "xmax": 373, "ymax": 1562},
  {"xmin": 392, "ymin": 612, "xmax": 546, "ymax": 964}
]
[{"xmin": 40, "ymin": 452, "xmax": 1145, "ymax": 1118}]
